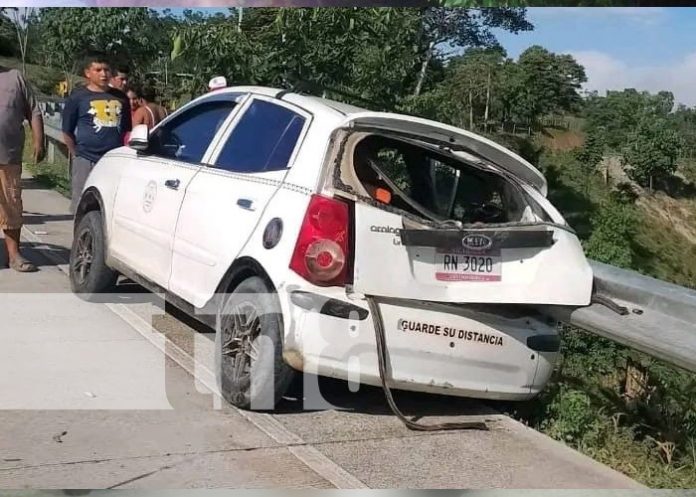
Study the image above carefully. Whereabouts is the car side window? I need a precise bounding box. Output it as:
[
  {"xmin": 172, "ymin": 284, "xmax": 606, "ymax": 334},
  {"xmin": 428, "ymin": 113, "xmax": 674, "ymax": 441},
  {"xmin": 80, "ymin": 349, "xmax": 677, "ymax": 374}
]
[
  {"xmin": 150, "ymin": 101, "xmax": 237, "ymax": 163},
  {"xmin": 214, "ymin": 99, "xmax": 306, "ymax": 173}
]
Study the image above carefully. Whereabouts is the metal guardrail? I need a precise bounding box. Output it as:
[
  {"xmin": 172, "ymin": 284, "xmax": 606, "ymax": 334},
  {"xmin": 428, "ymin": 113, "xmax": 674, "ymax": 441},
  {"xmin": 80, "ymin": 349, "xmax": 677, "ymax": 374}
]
[
  {"xmin": 38, "ymin": 99, "xmax": 67, "ymax": 157},
  {"xmin": 44, "ymin": 118, "xmax": 63, "ymax": 141},
  {"xmin": 545, "ymin": 260, "xmax": 696, "ymax": 374}
]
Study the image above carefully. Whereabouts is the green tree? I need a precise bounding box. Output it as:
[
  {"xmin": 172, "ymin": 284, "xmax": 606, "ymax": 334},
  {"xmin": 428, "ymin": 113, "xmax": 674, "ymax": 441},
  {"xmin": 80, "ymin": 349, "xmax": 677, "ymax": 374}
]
[
  {"xmin": 412, "ymin": 7, "xmax": 532, "ymax": 97},
  {"xmin": 576, "ymin": 126, "xmax": 606, "ymax": 188},
  {"xmin": 267, "ymin": 8, "xmax": 424, "ymax": 108},
  {"xmin": 0, "ymin": 10, "xmax": 17, "ymax": 57},
  {"xmin": 410, "ymin": 44, "xmax": 584, "ymax": 132},
  {"xmin": 623, "ymin": 117, "xmax": 682, "ymax": 191},
  {"xmin": 172, "ymin": 8, "xmax": 426, "ymax": 109},
  {"xmin": 171, "ymin": 10, "xmax": 255, "ymax": 95},
  {"xmin": 503, "ymin": 45, "xmax": 586, "ymax": 124},
  {"xmin": 414, "ymin": 46, "xmax": 507, "ymax": 129},
  {"xmin": 30, "ymin": 8, "xmax": 161, "ymax": 88},
  {"xmin": 1, "ymin": 8, "xmax": 36, "ymax": 72},
  {"xmin": 583, "ymin": 89, "xmax": 676, "ymax": 151}
]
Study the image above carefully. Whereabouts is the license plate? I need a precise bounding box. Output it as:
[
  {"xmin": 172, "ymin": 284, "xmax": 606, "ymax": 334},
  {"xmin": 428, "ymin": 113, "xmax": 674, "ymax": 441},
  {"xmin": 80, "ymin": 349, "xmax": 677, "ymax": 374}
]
[{"xmin": 434, "ymin": 249, "xmax": 502, "ymax": 282}]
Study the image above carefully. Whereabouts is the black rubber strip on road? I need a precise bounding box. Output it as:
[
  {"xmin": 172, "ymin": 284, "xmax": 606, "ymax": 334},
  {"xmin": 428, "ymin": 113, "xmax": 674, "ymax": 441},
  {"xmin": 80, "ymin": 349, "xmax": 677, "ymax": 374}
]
[{"xmin": 366, "ymin": 295, "xmax": 488, "ymax": 432}]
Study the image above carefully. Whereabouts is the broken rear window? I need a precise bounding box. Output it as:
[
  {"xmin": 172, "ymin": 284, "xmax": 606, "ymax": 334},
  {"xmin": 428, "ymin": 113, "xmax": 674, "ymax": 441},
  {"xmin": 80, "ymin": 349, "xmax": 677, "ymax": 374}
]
[{"xmin": 352, "ymin": 134, "xmax": 533, "ymax": 225}]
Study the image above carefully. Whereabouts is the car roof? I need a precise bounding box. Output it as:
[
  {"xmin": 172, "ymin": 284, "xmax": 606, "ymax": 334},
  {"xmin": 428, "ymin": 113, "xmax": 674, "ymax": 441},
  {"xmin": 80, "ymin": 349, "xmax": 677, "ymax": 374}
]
[
  {"xmin": 221, "ymin": 85, "xmax": 369, "ymax": 117},
  {"xmin": 217, "ymin": 86, "xmax": 547, "ymax": 194}
]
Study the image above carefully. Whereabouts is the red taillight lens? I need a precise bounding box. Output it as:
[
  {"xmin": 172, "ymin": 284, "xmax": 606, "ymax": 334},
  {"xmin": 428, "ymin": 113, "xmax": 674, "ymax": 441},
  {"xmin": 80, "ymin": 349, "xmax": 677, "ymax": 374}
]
[{"xmin": 290, "ymin": 195, "xmax": 350, "ymax": 286}]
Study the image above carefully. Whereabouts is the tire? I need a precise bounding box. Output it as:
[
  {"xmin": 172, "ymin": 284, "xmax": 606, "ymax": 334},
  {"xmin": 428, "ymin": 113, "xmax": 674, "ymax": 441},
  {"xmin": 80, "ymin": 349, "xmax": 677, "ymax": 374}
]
[
  {"xmin": 69, "ymin": 210, "xmax": 117, "ymax": 300},
  {"xmin": 215, "ymin": 276, "xmax": 295, "ymax": 410}
]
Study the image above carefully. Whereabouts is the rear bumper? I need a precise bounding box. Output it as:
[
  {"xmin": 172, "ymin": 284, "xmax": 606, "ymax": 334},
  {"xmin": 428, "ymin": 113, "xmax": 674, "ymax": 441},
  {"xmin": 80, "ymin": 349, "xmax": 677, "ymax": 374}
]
[{"xmin": 280, "ymin": 285, "xmax": 559, "ymax": 401}]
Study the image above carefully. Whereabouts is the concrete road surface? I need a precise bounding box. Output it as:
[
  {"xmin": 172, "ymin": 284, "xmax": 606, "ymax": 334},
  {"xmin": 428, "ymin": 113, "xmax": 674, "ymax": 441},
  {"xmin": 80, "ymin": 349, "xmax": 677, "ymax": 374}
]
[{"xmin": 0, "ymin": 175, "xmax": 643, "ymax": 489}]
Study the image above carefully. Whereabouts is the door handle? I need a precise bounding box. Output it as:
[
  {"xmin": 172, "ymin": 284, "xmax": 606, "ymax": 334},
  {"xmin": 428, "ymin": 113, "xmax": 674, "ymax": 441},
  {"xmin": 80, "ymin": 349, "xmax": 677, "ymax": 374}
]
[
  {"xmin": 165, "ymin": 179, "xmax": 180, "ymax": 190},
  {"xmin": 237, "ymin": 198, "xmax": 255, "ymax": 211}
]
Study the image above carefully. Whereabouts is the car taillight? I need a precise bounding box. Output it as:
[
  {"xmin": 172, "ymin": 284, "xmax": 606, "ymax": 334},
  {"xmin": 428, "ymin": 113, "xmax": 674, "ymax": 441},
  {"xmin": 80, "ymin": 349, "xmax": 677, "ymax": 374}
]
[{"xmin": 290, "ymin": 194, "xmax": 350, "ymax": 287}]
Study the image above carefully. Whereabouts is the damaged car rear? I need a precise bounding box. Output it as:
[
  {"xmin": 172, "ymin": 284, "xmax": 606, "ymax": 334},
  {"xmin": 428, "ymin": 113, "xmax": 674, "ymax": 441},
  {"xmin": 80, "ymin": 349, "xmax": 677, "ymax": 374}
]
[{"xmin": 298, "ymin": 110, "xmax": 593, "ymax": 402}]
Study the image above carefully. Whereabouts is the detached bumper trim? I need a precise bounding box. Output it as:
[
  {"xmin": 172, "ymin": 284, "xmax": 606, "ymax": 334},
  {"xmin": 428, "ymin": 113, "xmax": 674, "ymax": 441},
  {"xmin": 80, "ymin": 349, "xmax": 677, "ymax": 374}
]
[{"xmin": 290, "ymin": 290, "xmax": 369, "ymax": 321}]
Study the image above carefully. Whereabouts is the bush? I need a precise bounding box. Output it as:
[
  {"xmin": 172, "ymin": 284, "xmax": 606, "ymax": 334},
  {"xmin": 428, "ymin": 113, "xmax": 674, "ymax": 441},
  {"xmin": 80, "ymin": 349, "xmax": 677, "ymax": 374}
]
[
  {"xmin": 583, "ymin": 200, "xmax": 637, "ymax": 268},
  {"xmin": 610, "ymin": 182, "xmax": 639, "ymax": 205}
]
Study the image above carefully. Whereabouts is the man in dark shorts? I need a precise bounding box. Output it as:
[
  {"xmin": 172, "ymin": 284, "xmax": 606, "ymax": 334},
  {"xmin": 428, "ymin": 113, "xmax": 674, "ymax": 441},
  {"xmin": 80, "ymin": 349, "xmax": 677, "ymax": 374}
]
[
  {"xmin": 62, "ymin": 52, "xmax": 131, "ymax": 214},
  {"xmin": 0, "ymin": 65, "xmax": 45, "ymax": 272}
]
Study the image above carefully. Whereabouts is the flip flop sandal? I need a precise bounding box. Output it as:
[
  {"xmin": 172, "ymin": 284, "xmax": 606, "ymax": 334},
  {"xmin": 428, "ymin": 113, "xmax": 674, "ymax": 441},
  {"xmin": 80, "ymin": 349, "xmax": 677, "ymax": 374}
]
[{"xmin": 8, "ymin": 255, "xmax": 38, "ymax": 273}]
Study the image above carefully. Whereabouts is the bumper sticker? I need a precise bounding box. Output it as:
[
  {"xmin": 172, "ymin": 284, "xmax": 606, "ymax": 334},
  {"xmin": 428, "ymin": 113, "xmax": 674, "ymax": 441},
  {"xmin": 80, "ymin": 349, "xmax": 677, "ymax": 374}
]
[{"xmin": 397, "ymin": 319, "xmax": 504, "ymax": 346}]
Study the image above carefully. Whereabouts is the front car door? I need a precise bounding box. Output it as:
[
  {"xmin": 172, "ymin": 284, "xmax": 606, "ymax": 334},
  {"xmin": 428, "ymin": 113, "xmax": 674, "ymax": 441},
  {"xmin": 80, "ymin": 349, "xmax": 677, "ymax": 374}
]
[
  {"xmin": 169, "ymin": 95, "xmax": 311, "ymax": 308},
  {"xmin": 108, "ymin": 95, "xmax": 242, "ymax": 288}
]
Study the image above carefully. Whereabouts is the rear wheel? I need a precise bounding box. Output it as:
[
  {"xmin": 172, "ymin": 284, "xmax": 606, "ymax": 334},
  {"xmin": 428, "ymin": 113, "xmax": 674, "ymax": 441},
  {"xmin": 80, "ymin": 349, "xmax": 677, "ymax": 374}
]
[
  {"xmin": 69, "ymin": 211, "xmax": 117, "ymax": 299},
  {"xmin": 215, "ymin": 276, "xmax": 295, "ymax": 410}
]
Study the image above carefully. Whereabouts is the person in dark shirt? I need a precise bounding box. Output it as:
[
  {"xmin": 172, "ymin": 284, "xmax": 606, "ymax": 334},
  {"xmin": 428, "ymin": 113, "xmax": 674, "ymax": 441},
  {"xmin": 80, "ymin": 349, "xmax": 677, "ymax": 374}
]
[
  {"xmin": 62, "ymin": 52, "xmax": 131, "ymax": 214},
  {"xmin": 109, "ymin": 66, "xmax": 129, "ymax": 93}
]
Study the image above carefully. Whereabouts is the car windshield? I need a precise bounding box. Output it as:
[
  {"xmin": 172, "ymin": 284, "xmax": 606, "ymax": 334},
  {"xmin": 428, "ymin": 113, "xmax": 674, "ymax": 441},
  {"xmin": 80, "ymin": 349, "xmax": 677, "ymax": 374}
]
[{"xmin": 352, "ymin": 134, "xmax": 535, "ymax": 225}]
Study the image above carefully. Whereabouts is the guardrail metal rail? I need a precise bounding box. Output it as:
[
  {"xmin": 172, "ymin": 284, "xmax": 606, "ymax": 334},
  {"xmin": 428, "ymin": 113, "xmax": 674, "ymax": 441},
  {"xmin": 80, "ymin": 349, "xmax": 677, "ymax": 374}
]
[{"xmin": 544, "ymin": 260, "xmax": 696, "ymax": 374}]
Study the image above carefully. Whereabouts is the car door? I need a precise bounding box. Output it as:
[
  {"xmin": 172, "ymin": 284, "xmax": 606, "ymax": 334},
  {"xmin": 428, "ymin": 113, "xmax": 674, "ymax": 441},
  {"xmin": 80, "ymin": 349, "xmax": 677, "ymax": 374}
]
[
  {"xmin": 169, "ymin": 95, "xmax": 310, "ymax": 308},
  {"xmin": 109, "ymin": 96, "xmax": 243, "ymax": 288}
]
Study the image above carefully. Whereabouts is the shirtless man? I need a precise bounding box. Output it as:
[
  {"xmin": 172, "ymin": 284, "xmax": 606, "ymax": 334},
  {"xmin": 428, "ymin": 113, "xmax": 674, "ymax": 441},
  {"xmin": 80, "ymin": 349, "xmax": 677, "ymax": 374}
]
[{"xmin": 132, "ymin": 85, "xmax": 167, "ymax": 130}]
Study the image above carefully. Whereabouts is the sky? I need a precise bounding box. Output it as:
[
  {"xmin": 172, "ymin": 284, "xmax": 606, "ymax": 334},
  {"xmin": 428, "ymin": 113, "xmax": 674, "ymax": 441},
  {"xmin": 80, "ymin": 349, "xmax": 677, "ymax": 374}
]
[{"xmin": 493, "ymin": 7, "xmax": 696, "ymax": 106}]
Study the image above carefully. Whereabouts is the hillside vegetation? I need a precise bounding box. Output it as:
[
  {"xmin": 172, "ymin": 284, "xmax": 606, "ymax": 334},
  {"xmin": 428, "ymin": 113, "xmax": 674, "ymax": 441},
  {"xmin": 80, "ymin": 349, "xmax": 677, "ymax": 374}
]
[{"xmin": 502, "ymin": 132, "xmax": 696, "ymax": 488}]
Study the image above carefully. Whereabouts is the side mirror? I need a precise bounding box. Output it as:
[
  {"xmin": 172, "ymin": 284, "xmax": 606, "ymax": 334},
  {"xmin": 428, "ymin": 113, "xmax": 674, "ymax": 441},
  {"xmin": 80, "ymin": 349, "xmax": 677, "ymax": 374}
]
[{"xmin": 128, "ymin": 124, "xmax": 149, "ymax": 151}]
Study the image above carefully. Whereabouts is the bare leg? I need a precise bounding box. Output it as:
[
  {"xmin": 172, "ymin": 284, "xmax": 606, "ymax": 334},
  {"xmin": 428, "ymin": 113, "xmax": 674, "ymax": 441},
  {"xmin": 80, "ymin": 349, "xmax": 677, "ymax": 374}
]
[
  {"xmin": 3, "ymin": 228, "xmax": 36, "ymax": 271},
  {"xmin": 3, "ymin": 228, "xmax": 20, "ymax": 261}
]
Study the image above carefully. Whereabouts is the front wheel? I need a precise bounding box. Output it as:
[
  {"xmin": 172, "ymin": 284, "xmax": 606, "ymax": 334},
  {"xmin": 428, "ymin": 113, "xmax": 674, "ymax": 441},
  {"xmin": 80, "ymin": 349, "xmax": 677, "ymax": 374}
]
[
  {"xmin": 215, "ymin": 276, "xmax": 295, "ymax": 410},
  {"xmin": 69, "ymin": 210, "xmax": 117, "ymax": 299}
]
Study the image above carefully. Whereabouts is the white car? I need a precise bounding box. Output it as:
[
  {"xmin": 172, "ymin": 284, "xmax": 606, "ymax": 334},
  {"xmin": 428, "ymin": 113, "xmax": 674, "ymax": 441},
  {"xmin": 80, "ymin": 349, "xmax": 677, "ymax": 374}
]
[{"xmin": 69, "ymin": 86, "xmax": 593, "ymax": 410}]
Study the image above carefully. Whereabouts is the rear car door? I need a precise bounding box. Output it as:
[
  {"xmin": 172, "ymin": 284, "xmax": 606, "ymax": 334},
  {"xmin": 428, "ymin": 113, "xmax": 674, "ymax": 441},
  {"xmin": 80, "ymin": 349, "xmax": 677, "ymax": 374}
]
[
  {"xmin": 169, "ymin": 95, "xmax": 310, "ymax": 307},
  {"xmin": 109, "ymin": 96, "xmax": 240, "ymax": 288}
]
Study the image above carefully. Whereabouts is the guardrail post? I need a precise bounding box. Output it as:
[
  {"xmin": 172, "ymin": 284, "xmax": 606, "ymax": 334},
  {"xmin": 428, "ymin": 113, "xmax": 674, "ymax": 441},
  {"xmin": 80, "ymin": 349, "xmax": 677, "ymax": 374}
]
[{"xmin": 48, "ymin": 140, "xmax": 56, "ymax": 164}]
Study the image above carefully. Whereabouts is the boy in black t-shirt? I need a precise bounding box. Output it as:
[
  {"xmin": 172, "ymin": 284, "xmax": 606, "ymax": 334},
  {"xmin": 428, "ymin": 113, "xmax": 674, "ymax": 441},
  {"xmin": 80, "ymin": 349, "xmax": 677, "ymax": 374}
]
[{"xmin": 62, "ymin": 52, "xmax": 131, "ymax": 214}]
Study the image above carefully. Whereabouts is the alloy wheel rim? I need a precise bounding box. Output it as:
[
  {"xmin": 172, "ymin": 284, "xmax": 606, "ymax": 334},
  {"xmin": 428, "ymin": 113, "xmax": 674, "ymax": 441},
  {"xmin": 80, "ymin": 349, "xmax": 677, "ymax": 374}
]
[
  {"xmin": 72, "ymin": 229, "xmax": 94, "ymax": 285},
  {"xmin": 221, "ymin": 301, "xmax": 261, "ymax": 385}
]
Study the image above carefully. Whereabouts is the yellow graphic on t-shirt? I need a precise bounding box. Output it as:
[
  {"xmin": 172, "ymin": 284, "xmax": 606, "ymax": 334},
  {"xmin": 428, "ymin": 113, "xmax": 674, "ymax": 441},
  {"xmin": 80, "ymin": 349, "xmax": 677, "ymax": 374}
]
[{"xmin": 88, "ymin": 99, "xmax": 122, "ymax": 132}]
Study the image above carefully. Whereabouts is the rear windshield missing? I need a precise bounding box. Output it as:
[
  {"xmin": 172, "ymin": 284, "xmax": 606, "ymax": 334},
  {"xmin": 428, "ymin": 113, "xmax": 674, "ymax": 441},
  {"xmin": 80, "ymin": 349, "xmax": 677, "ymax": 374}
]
[{"xmin": 352, "ymin": 134, "xmax": 534, "ymax": 226}]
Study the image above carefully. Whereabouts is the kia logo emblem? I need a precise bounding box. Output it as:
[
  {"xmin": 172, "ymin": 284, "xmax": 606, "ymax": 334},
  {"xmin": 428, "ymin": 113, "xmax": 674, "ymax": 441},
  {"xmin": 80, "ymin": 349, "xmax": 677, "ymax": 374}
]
[{"xmin": 462, "ymin": 234, "xmax": 492, "ymax": 250}]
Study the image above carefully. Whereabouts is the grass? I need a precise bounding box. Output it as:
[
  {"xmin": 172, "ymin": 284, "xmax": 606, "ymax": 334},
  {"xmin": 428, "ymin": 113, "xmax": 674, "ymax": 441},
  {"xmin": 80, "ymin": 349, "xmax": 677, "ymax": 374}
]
[
  {"xmin": 25, "ymin": 159, "xmax": 70, "ymax": 197},
  {"xmin": 22, "ymin": 128, "xmax": 71, "ymax": 197}
]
